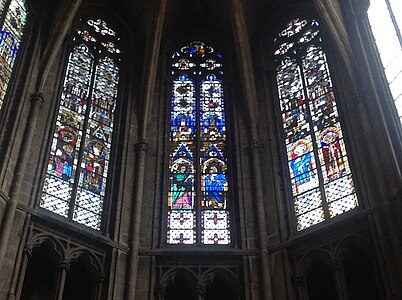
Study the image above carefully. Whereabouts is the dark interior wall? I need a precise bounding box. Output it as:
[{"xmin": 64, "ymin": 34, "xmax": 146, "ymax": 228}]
[{"xmin": 21, "ymin": 244, "xmax": 57, "ymax": 300}]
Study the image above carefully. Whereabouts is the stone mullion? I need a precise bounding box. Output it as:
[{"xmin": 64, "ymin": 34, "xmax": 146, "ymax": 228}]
[
  {"xmin": 55, "ymin": 260, "xmax": 70, "ymax": 300},
  {"xmin": 292, "ymin": 274, "xmax": 308, "ymax": 300},
  {"xmin": 331, "ymin": 259, "xmax": 349, "ymax": 300},
  {"xmin": 95, "ymin": 274, "xmax": 105, "ymax": 300},
  {"xmin": 196, "ymin": 285, "xmax": 206, "ymax": 300},
  {"xmin": 155, "ymin": 285, "xmax": 166, "ymax": 300}
]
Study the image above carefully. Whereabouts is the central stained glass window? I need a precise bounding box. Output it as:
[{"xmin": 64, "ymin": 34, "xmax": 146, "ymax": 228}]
[
  {"xmin": 273, "ymin": 18, "xmax": 359, "ymax": 231},
  {"xmin": 40, "ymin": 18, "xmax": 120, "ymax": 230},
  {"xmin": 167, "ymin": 41, "xmax": 230, "ymax": 245}
]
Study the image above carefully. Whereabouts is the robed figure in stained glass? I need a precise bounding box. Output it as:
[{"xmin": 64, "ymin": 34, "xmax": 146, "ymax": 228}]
[
  {"xmin": 82, "ymin": 140, "xmax": 106, "ymax": 194},
  {"xmin": 290, "ymin": 140, "xmax": 314, "ymax": 192},
  {"xmin": 204, "ymin": 164, "xmax": 227, "ymax": 208},
  {"xmin": 171, "ymin": 164, "xmax": 193, "ymax": 209},
  {"xmin": 321, "ymin": 129, "xmax": 345, "ymax": 180},
  {"xmin": 50, "ymin": 128, "xmax": 77, "ymax": 181}
]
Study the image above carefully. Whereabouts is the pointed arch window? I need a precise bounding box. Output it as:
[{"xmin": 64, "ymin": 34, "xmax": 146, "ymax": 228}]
[
  {"xmin": 368, "ymin": 0, "xmax": 402, "ymax": 124},
  {"xmin": 273, "ymin": 18, "xmax": 359, "ymax": 231},
  {"xmin": 0, "ymin": 0, "xmax": 27, "ymax": 110},
  {"xmin": 167, "ymin": 41, "xmax": 230, "ymax": 245},
  {"xmin": 40, "ymin": 18, "xmax": 121, "ymax": 230}
]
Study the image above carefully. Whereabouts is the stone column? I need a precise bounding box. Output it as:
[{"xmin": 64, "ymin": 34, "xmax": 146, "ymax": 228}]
[
  {"xmin": 55, "ymin": 260, "xmax": 69, "ymax": 300},
  {"xmin": 124, "ymin": 0, "xmax": 167, "ymax": 298},
  {"xmin": 196, "ymin": 285, "xmax": 205, "ymax": 300},
  {"xmin": 229, "ymin": 0, "xmax": 273, "ymax": 298},
  {"xmin": 292, "ymin": 274, "xmax": 307, "ymax": 300},
  {"xmin": 95, "ymin": 274, "xmax": 105, "ymax": 300},
  {"xmin": 331, "ymin": 259, "xmax": 349, "ymax": 300},
  {"xmin": 11, "ymin": 246, "xmax": 34, "ymax": 300},
  {"xmin": 124, "ymin": 140, "xmax": 149, "ymax": 299},
  {"xmin": 0, "ymin": 93, "xmax": 44, "ymax": 270},
  {"xmin": 6, "ymin": 215, "xmax": 31, "ymax": 300},
  {"xmin": 155, "ymin": 285, "xmax": 166, "ymax": 300}
]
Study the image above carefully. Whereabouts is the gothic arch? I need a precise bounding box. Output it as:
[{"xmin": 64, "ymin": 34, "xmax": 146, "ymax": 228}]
[
  {"xmin": 67, "ymin": 248, "xmax": 104, "ymax": 277},
  {"xmin": 26, "ymin": 233, "xmax": 65, "ymax": 261}
]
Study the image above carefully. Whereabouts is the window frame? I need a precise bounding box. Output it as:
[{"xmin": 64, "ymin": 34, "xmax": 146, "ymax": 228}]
[
  {"xmin": 270, "ymin": 15, "xmax": 361, "ymax": 233},
  {"xmin": 162, "ymin": 39, "xmax": 236, "ymax": 247},
  {"xmin": 37, "ymin": 16, "xmax": 123, "ymax": 233}
]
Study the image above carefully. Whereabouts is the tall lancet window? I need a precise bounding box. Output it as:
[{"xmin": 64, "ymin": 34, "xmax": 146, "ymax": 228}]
[
  {"xmin": 368, "ymin": 0, "xmax": 402, "ymax": 124},
  {"xmin": 167, "ymin": 41, "xmax": 230, "ymax": 245},
  {"xmin": 273, "ymin": 18, "xmax": 359, "ymax": 231},
  {"xmin": 0, "ymin": 0, "xmax": 27, "ymax": 110},
  {"xmin": 40, "ymin": 18, "xmax": 121, "ymax": 230}
]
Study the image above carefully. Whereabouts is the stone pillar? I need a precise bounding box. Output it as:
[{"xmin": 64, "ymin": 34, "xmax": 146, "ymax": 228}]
[
  {"xmin": 11, "ymin": 246, "xmax": 34, "ymax": 300},
  {"xmin": 230, "ymin": 0, "xmax": 273, "ymax": 297},
  {"xmin": 331, "ymin": 259, "xmax": 349, "ymax": 300},
  {"xmin": 155, "ymin": 285, "xmax": 166, "ymax": 300},
  {"xmin": 196, "ymin": 285, "xmax": 205, "ymax": 300},
  {"xmin": 0, "ymin": 93, "xmax": 44, "ymax": 270},
  {"xmin": 55, "ymin": 260, "xmax": 69, "ymax": 300},
  {"xmin": 6, "ymin": 215, "xmax": 31, "ymax": 300},
  {"xmin": 292, "ymin": 274, "xmax": 307, "ymax": 300},
  {"xmin": 124, "ymin": 140, "xmax": 149, "ymax": 299},
  {"xmin": 95, "ymin": 274, "xmax": 105, "ymax": 300},
  {"xmin": 124, "ymin": 0, "xmax": 167, "ymax": 298}
]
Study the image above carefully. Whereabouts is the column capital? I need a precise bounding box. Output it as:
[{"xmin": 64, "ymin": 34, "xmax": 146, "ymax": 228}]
[
  {"xmin": 249, "ymin": 140, "xmax": 262, "ymax": 153},
  {"xmin": 331, "ymin": 259, "xmax": 344, "ymax": 272},
  {"xmin": 58, "ymin": 260, "xmax": 70, "ymax": 270},
  {"xmin": 24, "ymin": 246, "xmax": 33, "ymax": 258},
  {"xmin": 134, "ymin": 139, "xmax": 149, "ymax": 153},
  {"xmin": 292, "ymin": 274, "xmax": 305, "ymax": 287},
  {"xmin": 196, "ymin": 285, "xmax": 205, "ymax": 298},
  {"xmin": 155, "ymin": 285, "xmax": 167, "ymax": 297},
  {"xmin": 30, "ymin": 92, "xmax": 44, "ymax": 104}
]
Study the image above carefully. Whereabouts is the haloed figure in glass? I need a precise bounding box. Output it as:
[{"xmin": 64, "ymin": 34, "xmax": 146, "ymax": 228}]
[
  {"xmin": 50, "ymin": 128, "xmax": 77, "ymax": 181},
  {"xmin": 171, "ymin": 164, "xmax": 193, "ymax": 209},
  {"xmin": 321, "ymin": 129, "xmax": 345, "ymax": 180},
  {"xmin": 83, "ymin": 140, "xmax": 106, "ymax": 194},
  {"xmin": 290, "ymin": 140, "xmax": 313, "ymax": 191},
  {"xmin": 204, "ymin": 164, "xmax": 227, "ymax": 208}
]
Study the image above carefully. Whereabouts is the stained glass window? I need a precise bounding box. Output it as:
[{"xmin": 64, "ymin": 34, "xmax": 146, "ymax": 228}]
[
  {"xmin": 368, "ymin": 0, "xmax": 402, "ymax": 124},
  {"xmin": 274, "ymin": 18, "xmax": 359, "ymax": 231},
  {"xmin": 40, "ymin": 18, "xmax": 120, "ymax": 230},
  {"xmin": 167, "ymin": 41, "xmax": 230, "ymax": 245},
  {"xmin": 0, "ymin": 0, "xmax": 27, "ymax": 110}
]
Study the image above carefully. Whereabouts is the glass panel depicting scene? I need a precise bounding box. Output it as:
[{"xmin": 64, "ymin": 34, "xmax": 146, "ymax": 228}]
[
  {"xmin": 274, "ymin": 18, "xmax": 359, "ymax": 231},
  {"xmin": 40, "ymin": 19, "xmax": 120, "ymax": 230},
  {"xmin": 167, "ymin": 41, "xmax": 230, "ymax": 245}
]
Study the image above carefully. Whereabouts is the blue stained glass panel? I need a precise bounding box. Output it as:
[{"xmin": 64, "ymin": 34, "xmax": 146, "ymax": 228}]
[{"xmin": 167, "ymin": 41, "xmax": 230, "ymax": 244}]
